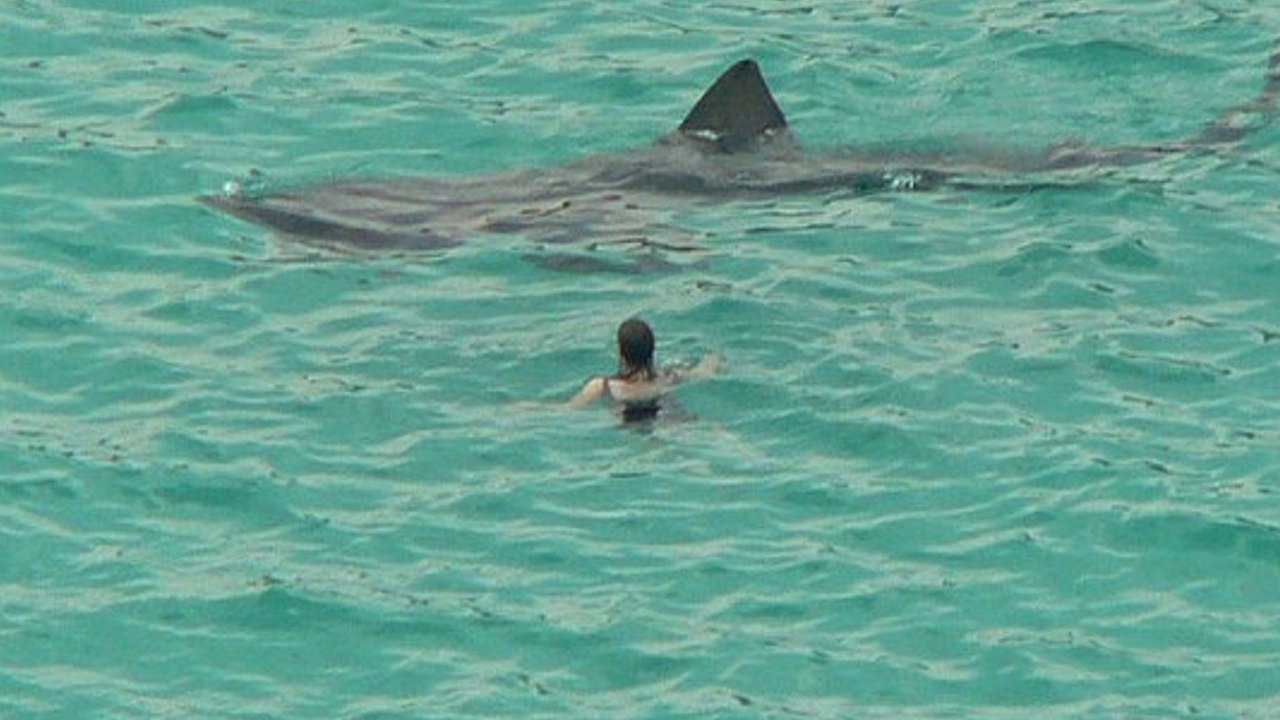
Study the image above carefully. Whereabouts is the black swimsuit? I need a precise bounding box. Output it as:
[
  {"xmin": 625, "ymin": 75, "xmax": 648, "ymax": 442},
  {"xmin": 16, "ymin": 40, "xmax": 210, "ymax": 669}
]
[{"xmin": 604, "ymin": 378, "xmax": 662, "ymax": 422}]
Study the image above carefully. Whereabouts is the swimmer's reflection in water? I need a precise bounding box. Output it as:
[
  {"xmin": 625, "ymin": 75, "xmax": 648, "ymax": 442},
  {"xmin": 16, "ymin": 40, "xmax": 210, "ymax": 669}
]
[{"xmin": 567, "ymin": 317, "xmax": 724, "ymax": 423}]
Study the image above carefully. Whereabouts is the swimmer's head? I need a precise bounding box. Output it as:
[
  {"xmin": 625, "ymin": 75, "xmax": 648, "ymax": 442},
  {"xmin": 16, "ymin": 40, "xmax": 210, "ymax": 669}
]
[{"xmin": 617, "ymin": 317, "xmax": 655, "ymax": 378}]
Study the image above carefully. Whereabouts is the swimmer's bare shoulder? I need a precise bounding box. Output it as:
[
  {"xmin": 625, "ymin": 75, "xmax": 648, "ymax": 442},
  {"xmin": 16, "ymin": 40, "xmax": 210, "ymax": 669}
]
[
  {"xmin": 565, "ymin": 354, "xmax": 725, "ymax": 409},
  {"xmin": 566, "ymin": 376, "xmax": 608, "ymax": 409}
]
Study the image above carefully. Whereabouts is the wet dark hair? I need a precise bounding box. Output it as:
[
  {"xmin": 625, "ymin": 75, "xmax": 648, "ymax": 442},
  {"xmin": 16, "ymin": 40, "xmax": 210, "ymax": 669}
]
[{"xmin": 616, "ymin": 317, "xmax": 656, "ymax": 380}]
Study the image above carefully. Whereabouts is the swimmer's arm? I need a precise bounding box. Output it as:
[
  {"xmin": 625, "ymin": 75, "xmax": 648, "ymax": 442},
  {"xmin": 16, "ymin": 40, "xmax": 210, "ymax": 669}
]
[
  {"xmin": 566, "ymin": 376, "xmax": 607, "ymax": 408},
  {"xmin": 665, "ymin": 352, "xmax": 726, "ymax": 384}
]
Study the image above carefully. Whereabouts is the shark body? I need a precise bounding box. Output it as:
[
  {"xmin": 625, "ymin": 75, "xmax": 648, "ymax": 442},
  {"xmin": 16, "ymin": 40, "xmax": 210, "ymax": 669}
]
[{"xmin": 202, "ymin": 51, "xmax": 1280, "ymax": 257}]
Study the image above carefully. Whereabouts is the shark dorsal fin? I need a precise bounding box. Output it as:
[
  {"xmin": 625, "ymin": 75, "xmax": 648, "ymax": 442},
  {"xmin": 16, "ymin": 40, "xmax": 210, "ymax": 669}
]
[{"xmin": 678, "ymin": 59, "xmax": 788, "ymax": 151}]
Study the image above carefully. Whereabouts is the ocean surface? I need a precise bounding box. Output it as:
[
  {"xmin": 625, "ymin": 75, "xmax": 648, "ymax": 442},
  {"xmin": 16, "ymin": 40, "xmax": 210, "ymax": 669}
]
[{"xmin": 3, "ymin": 1, "xmax": 1280, "ymax": 718}]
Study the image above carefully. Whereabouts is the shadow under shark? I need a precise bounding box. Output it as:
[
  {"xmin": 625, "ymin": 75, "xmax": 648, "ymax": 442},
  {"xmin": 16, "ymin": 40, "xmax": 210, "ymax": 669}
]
[{"xmin": 202, "ymin": 49, "xmax": 1280, "ymax": 268}]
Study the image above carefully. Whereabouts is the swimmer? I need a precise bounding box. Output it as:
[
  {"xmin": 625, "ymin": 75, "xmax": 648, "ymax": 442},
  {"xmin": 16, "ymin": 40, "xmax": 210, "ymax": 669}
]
[{"xmin": 568, "ymin": 317, "xmax": 724, "ymax": 422}]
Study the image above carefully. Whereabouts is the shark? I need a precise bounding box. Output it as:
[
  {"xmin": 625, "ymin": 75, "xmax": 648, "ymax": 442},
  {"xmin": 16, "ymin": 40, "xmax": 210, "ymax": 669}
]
[{"xmin": 201, "ymin": 49, "xmax": 1280, "ymax": 266}]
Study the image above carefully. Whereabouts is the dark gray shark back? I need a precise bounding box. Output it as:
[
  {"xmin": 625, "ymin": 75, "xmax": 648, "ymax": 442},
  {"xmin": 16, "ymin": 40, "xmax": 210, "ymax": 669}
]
[
  {"xmin": 677, "ymin": 59, "xmax": 789, "ymax": 153},
  {"xmin": 201, "ymin": 49, "xmax": 1280, "ymax": 256}
]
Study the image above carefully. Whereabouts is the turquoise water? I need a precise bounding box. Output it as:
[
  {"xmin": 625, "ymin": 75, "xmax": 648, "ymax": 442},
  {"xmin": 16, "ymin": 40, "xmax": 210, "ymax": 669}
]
[{"xmin": 4, "ymin": 1, "xmax": 1280, "ymax": 717}]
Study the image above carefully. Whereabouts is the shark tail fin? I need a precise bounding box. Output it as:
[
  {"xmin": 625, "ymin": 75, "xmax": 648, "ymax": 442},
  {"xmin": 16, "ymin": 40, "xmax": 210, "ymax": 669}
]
[
  {"xmin": 1190, "ymin": 42, "xmax": 1280, "ymax": 146},
  {"xmin": 678, "ymin": 59, "xmax": 788, "ymax": 150}
]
